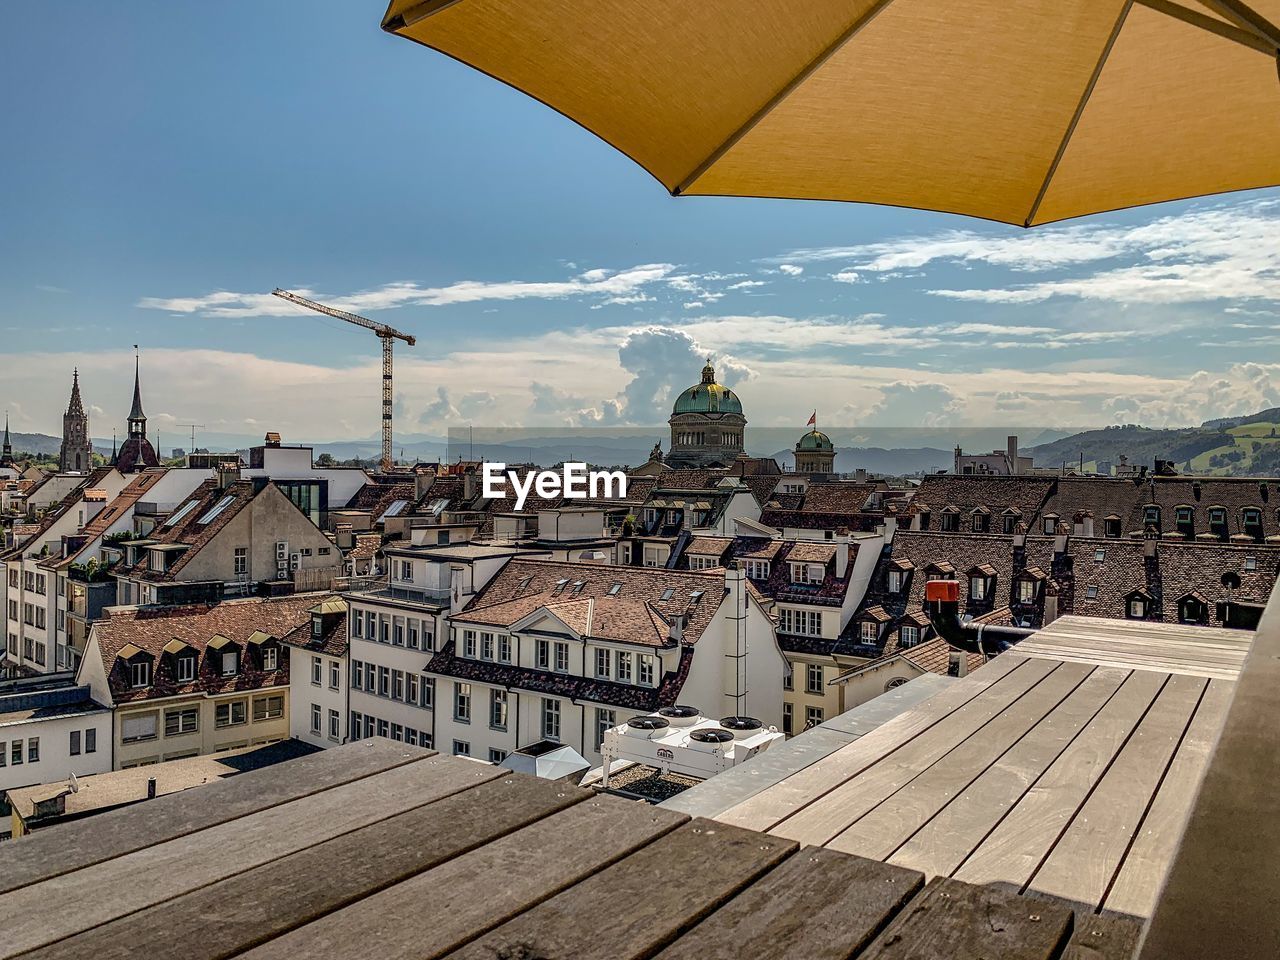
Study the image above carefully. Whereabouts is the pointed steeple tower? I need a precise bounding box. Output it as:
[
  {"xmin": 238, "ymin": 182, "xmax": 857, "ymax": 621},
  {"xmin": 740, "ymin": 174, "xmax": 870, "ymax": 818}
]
[
  {"xmin": 1, "ymin": 411, "xmax": 13, "ymax": 467},
  {"xmin": 115, "ymin": 347, "xmax": 158, "ymax": 473},
  {"xmin": 59, "ymin": 368, "xmax": 92, "ymax": 473}
]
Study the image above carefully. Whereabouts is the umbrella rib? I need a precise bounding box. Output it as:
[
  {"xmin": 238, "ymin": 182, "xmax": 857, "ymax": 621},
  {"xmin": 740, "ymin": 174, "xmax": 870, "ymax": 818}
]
[
  {"xmin": 1138, "ymin": 0, "xmax": 1278, "ymax": 53},
  {"xmin": 672, "ymin": 0, "xmax": 898, "ymax": 197},
  {"xmin": 1194, "ymin": 0, "xmax": 1280, "ymax": 48},
  {"xmin": 1024, "ymin": 0, "xmax": 1135, "ymax": 228}
]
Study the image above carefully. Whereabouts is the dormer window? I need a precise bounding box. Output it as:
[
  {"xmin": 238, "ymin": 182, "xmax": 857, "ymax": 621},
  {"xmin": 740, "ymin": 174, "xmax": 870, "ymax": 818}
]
[
  {"xmin": 1208, "ymin": 507, "xmax": 1228, "ymax": 538},
  {"xmin": 971, "ymin": 509, "xmax": 990, "ymax": 533},
  {"xmin": 1104, "ymin": 516, "xmax": 1122, "ymax": 538},
  {"xmin": 1001, "ymin": 510, "xmax": 1020, "ymax": 535},
  {"xmin": 940, "ymin": 509, "xmax": 960, "ymax": 533},
  {"xmin": 1042, "ymin": 514, "xmax": 1059, "ymax": 536},
  {"xmin": 312, "ymin": 614, "xmax": 323, "ymax": 637},
  {"xmin": 790, "ymin": 562, "xmax": 822, "ymax": 585},
  {"xmin": 899, "ymin": 624, "xmax": 920, "ymax": 646},
  {"xmin": 1175, "ymin": 506, "xmax": 1194, "ymax": 538},
  {"xmin": 1178, "ymin": 595, "xmax": 1208, "ymax": 625},
  {"xmin": 1245, "ymin": 555, "xmax": 1258, "ymax": 571},
  {"xmin": 967, "ymin": 564, "xmax": 996, "ymax": 601},
  {"xmin": 1143, "ymin": 505, "xmax": 1161, "ymax": 530},
  {"xmin": 887, "ymin": 570, "xmax": 903, "ymax": 593},
  {"xmin": 1016, "ymin": 579, "xmax": 1037, "ymax": 603},
  {"xmin": 969, "ymin": 576, "xmax": 987, "ymax": 600},
  {"xmin": 130, "ymin": 659, "xmax": 151, "ymax": 688},
  {"xmin": 262, "ymin": 646, "xmax": 278, "ymax": 671},
  {"xmin": 1126, "ymin": 591, "xmax": 1150, "ymax": 619},
  {"xmin": 177, "ymin": 653, "xmax": 196, "ymax": 683},
  {"xmin": 859, "ymin": 621, "xmax": 878, "ymax": 643},
  {"xmin": 222, "ymin": 650, "xmax": 239, "ymax": 676},
  {"xmin": 1242, "ymin": 507, "xmax": 1264, "ymax": 540}
]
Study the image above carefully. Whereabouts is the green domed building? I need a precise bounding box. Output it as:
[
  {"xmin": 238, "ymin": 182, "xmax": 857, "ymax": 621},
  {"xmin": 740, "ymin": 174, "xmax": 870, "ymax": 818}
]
[
  {"xmin": 666, "ymin": 360, "xmax": 747, "ymax": 468},
  {"xmin": 795, "ymin": 424, "xmax": 836, "ymax": 475}
]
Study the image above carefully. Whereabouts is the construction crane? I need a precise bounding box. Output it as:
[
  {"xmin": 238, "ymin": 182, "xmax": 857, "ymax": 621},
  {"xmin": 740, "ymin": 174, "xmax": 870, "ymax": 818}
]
[{"xmin": 272, "ymin": 288, "xmax": 416, "ymax": 474}]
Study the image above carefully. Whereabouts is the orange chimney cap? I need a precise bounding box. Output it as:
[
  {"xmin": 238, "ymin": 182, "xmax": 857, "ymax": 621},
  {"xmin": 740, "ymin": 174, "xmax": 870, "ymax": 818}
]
[{"xmin": 925, "ymin": 579, "xmax": 960, "ymax": 603}]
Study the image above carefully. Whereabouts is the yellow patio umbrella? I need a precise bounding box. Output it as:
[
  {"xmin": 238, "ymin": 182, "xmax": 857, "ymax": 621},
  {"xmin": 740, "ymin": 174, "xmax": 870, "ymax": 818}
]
[{"xmin": 382, "ymin": 0, "xmax": 1280, "ymax": 226}]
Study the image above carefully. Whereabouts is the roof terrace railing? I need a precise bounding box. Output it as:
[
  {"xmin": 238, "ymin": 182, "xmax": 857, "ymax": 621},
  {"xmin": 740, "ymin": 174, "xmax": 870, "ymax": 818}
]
[{"xmin": 1136, "ymin": 582, "xmax": 1280, "ymax": 959}]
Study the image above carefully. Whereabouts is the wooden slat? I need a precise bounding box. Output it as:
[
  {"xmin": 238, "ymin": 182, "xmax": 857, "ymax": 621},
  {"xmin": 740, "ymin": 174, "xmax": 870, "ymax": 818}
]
[
  {"xmin": 653, "ymin": 846, "xmax": 924, "ymax": 960},
  {"xmin": 447, "ymin": 819, "xmax": 796, "ymax": 960},
  {"xmin": 0, "ymin": 738, "xmax": 427, "ymax": 895},
  {"xmin": 1025, "ymin": 673, "xmax": 1207, "ymax": 909},
  {"xmin": 19, "ymin": 773, "xmax": 586, "ymax": 960},
  {"xmin": 859, "ymin": 877, "xmax": 1073, "ymax": 960},
  {"xmin": 952, "ymin": 668, "xmax": 1167, "ymax": 890},
  {"xmin": 1059, "ymin": 913, "xmax": 1144, "ymax": 960},
  {"xmin": 665, "ymin": 676, "xmax": 953, "ymax": 820},
  {"xmin": 1102, "ymin": 678, "xmax": 1233, "ymax": 917},
  {"xmin": 0, "ymin": 754, "xmax": 494, "ymax": 959},
  {"xmin": 826, "ymin": 661, "xmax": 1099, "ymax": 861},
  {"xmin": 768, "ymin": 658, "xmax": 1062, "ymax": 846},
  {"xmin": 236, "ymin": 794, "xmax": 687, "ymax": 960},
  {"xmin": 888, "ymin": 667, "xmax": 1130, "ymax": 879},
  {"xmin": 716, "ymin": 654, "xmax": 1029, "ymax": 833}
]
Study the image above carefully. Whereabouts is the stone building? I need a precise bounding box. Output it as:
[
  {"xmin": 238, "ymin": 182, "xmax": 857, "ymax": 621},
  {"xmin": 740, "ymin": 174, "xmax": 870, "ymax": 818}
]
[
  {"xmin": 665, "ymin": 361, "xmax": 747, "ymax": 468},
  {"xmin": 115, "ymin": 354, "xmax": 160, "ymax": 473},
  {"xmin": 59, "ymin": 370, "xmax": 92, "ymax": 473},
  {"xmin": 794, "ymin": 425, "xmax": 836, "ymax": 475}
]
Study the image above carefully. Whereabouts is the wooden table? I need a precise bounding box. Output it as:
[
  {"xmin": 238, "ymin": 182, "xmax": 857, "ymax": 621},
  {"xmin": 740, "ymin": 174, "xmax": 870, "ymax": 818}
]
[{"xmin": 0, "ymin": 737, "xmax": 1140, "ymax": 960}]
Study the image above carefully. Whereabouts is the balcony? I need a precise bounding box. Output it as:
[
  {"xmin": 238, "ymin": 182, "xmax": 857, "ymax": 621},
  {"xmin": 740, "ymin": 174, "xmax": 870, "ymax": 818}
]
[{"xmin": 340, "ymin": 576, "xmax": 451, "ymax": 607}]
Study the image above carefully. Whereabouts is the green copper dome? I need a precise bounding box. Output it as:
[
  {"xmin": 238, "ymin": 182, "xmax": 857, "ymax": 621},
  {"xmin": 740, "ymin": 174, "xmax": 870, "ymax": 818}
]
[
  {"xmin": 671, "ymin": 362, "xmax": 743, "ymax": 416},
  {"xmin": 797, "ymin": 428, "xmax": 833, "ymax": 451}
]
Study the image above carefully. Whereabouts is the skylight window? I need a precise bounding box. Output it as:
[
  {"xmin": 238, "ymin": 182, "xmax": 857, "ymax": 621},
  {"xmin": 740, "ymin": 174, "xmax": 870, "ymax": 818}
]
[
  {"xmin": 552, "ymin": 578, "xmax": 569, "ymax": 595},
  {"xmin": 570, "ymin": 580, "xmax": 586, "ymax": 595},
  {"xmin": 197, "ymin": 495, "xmax": 236, "ymax": 525},
  {"xmin": 427, "ymin": 498, "xmax": 449, "ymax": 517},
  {"xmin": 517, "ymin": 575, "xmax": 533, "ymax": 591},
  {"xmin": 161, "ymin": 500, "xmax": 200, "ymax": 529},
  {"xmin": 660, "ymin": 588, "xmax": 675, "ymax": 601},
  {"xmin": 608, "ymin": 582, "xmax": 621, "ymax": 596},
  {"xmin": 378, "ymin": 500, "xmax": 409, "ymax": 523},
  {"xmin": 1085, "ymin": 585, "xmax": 1099, "ymax": 599},
  {"xmin": 1093, "ymin": 549, "xmax": 1106, "ymax": 562},
  {"xmin": 689, "ymin": 590, "xmax": 705, "ymax": 603},
  {"xmin": 1245, "ymin": 556, "xmax": 1257, "ymax": 571}
]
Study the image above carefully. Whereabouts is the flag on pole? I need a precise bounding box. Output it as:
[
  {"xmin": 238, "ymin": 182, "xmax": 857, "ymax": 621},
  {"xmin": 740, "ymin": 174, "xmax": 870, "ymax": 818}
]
[{"xmin": 807, "ymin": 411, "xmax": 816, "ymax": 427}]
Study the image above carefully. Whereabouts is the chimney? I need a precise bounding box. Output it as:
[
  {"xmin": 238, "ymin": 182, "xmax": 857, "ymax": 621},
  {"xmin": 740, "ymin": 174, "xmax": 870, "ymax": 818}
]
[
  {"xmin": 216, "ymin": 461, "xmax": 240, "ymax": 490},
  {"xmin": 146, "ymin": 777, "xmax": 157, "ymax": 800},
  {"xmin": 1144, "ymin": 534, "xmax": 1159, "ymax": 558},
  {"xmin": 835, "ymin": 532, "xmax": 850, "ymax": 579},
  {"xmin": 1007, "ymin": 436, "xmax": 1019, "ymax": 475},
  {"xmin": 948, "ymin": 650, "xmax": 969, "ymax": 678},
  {"xmin": 681, "ymin": 504, "xmax": 693, "ymax": 533},
  {"xmin": 1054, "ymin": 533, "xmax": 1068, "ymax": 556},
  {"xmin": 463, "ymin": 468, "xmax": 478, "ymax": 502},
  {"xmin": 415, "ymin": 469, "xmax": 435, "ymax": 500},
  {"xmin": 336, "ymin": 524, "xmax": 355, "ymax": 550},
  {"xmin": 668, "ymin": 612, "xmax": 686, "ymax": 643}
]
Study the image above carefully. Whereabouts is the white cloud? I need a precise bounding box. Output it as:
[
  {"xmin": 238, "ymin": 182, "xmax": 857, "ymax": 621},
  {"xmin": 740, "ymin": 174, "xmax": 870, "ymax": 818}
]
[
  {"xmin": 778, "ymin": 264, "xmax": 803, "ymax": 276},
  {"xmin": 832, "ymin": 270, "xmax": 861, "ymax": 284},
  {"xmin": 137, "ymin": 263, "xmax": 680, "ymax": 318}
]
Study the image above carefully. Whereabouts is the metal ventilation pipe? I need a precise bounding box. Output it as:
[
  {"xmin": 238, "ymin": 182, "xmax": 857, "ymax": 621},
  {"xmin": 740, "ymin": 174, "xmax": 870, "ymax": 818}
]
[{"xmin": 924, "ymin": 579, "xmax": 1036, "ymax": 655}]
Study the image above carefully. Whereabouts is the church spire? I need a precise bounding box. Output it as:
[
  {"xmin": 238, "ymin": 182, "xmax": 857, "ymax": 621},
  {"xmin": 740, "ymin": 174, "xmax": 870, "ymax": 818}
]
[
  {"xmin": 1, "ymin": 411, "xmax": 12, "ymax": 464},
  {"xmin": 128, "ymin": 347, "xmax": 146, "ymax": 432}
]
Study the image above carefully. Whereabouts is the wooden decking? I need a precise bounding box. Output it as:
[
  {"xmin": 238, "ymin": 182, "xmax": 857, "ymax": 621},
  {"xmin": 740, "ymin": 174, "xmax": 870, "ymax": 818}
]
[
  {"xmin": 0, "ymin": 737, "xmax": 1140, "ymax": 960},
  {"xmin": 712, "ymin": 647, "xmax": 1234, "ymax": 923}
]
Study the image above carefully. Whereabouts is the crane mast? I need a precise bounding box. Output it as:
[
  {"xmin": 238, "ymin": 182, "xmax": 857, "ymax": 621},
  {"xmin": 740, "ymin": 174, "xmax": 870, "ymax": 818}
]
[{"xmin": 272, "ymin": 288, "xmax": 416, "ymax": 474}]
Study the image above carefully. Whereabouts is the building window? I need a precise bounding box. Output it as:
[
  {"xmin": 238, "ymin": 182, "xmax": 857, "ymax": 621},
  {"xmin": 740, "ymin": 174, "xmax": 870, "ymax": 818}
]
[
  {"xmin": 391, "ymin": 722, "xmax": 403, "ymax": 742},
  {"xmin": 215, "ymin": 700, "xmax": 248, "ymax": 727},
  {"xmin": 351, "ymin": 712, "xmax": 363, "ymax": 740},
  {"xmin": 783, "ymin": 665, "xmax": 793, "ymax": 691},
  {"xmin": 323, "ymin": 710, "xmax": 337, "ymax": 741},
  {"xmin": 177, "ymin": 654, "xmax": 197, "ymax": 683},
  {"xmin": 121, "ymin": 713, "xmax": 159, "ymax": 742},
  {"xmin": 1016, "ymin": 580, "xmax": 1037, "ymax": 603},
  {"xmin": 594, "ymin": 708, "xmax": 615, "ymax": 751},
  {"xmin": 1042, "ymin": 516, "xmax": 1058, "ymax": 536},
  {"xmin": 393, "ymin": 619, "xmax": 404, "ymax": 646},
  {"xmin": 311, "ymin": 703, "xmax": 322, "ymax": 734},
  {"xmin": 900, "ymin": 625, "xmax": 920, "ymax": 646},
  {"xmin": 541, "ymin": 698, "xmax": 561, "ymax": 741},
  {"xmin": 10, "ymin": 740, "xmax": 22, "ymax": 764},
  {"xmin": 489, "ymin": 748, "xmax": 507, "ymax": 764},
  {"xmin": 971, "ymin": 511, "xmax": 990, "ymax": 533},
  {"xmin": 887, "ymin": 570, "xmax": 903, "ymax": 593},
  {"xmin": 554, "ymin": 642, "xmax": 570, "ymax": 673},
  {"xmin": 454, "ymin": 682, "xmax": 471, "ymax": 723},
  {"xmin": 616, "ymin": 651, "xmax": 633, "ymax": 683},
  {"xmin": 234, "ymin": 547, "xmax": 248, "ymax": 576},
  {"xmin": 130, "ymin": 659, "xmax": 151, "ymax": 688},
  {"xmin": 744, "ymin": 560, "xmax": 770, "ymax": 579},
  {"xmin": 252, "ymin": 695, "xmax": 284, "ymax": 721},
  {"xmin": 480, "ymin": 632, "xmax": 494, "ymax": 660},
  {"xmin": 1143, "ymin": 505, "xmax": 1161, "ymax": 529},
  {"xmin": 400, "ymin": 560, "xmax": 413, "ymax": 582},
  {"xmin": 407, "ymin": 620, "xmax": 419, "ymax": 649},
  {"xmin": 164, "ymin": 707, "xmax": 199, "ymax": 736},
  {"xmin": 1209, "ymin": 507, "xmax": 1228, "ymax": 537},
  {"xmin": 1175, "ymin": 506, "xmax": 1194, "ymax": 537},
  {"xmin": 393, "ymin": 669, "xmax": 405, "ymax": 701},
  {"xmin": 377, "ymin": 718, "xmax": 389, "ymax": 738},
  {"xmin": 859, "ymin": 621, "xmax": 878, "ymax": 643},
  {"xmin": 1243, "ymin": 507, "xmax": 1264, "ymax": 540},
  {"xmin": 28, "ymin": 738, "xmax": 39, "ymax": 763},
  {"xmin": 420, "ymin": 677, "xmax": 434, "ymax": 710},
  {"xmin": 782, "ymin": 702, "xmax": 793, "ymax": 735},
  {"xmin": 352, "ymin": 609, "xmax": 364, "ymax": 638},
  {"xmin": 595, "ymin": 648, "xmax": 610, "ymax": 678},
  {"xmin": 940, "ymin": 512, "xmax": 960, "ymax": 533},
  {"xmin": 463, "ymin": 630, "xmax": 477, "ymax": 658},
  {"xmin": 1085, "ymin": 585, "xmax": 1099, "ymax": 600},
  {"xmin": 1128, "ymin": 599, "xmax": 1146, "ymax": 619},
  {"xmin": 70, "ymin": 730, "xmax": 81, "ymax": 755},
  {"xmin": 969, "ymin": 577, "xmax": 987, "ymax": 601},
  {"xmin": 498, "ymin": 635, "xmax": 511, "ymax": 663},
  {"xmin": 535, "ymin": 639, "xmax": 550, "ymax": 670},
  {"xmin": 329, "ymin": 660, "xmax": 341, "ymax": 689},
  {"xmin": 805, "ymin": 706, "xmax": 824, "ymax": 729},
  {"xmin": 86, "ymin": 728, "xmax": 96, "ymax": 753},
  {"xmin": 805, "ymin": 663, "xmax": 823, "ymax": 694},
  {"xmin": 262, "ymin": 646, "xmax": 278, "ymax": 671},
  {"xmin": 638, "ymin": 655, "xmax": 655, "ymax": 686},
  {"xmin": 453, "ymin": 740, "xmax": 470, "ymax": 757},
  {"xmin": 1002, "ymin": 513, "xmax": 1018, "ymax": 535},
  {"xmin": 490, "ymin": 689, "xmax": 508, "ymax": 730},
  {"xmin": 221, "ymin": 650, "xmax": 239, "ymax": 677},
  {"xmin": 378, "ymin": 666, "xmax": 390, "ymax": 697},
  {"xmin": 1245, "ymin": 555, "xmax": 1258, "ymax": 571},
  {"xmin": 1179, "ymin": 598, "xmax": 1207, "ymax": 624},
  {"xmin": 778, "ymin": 608, "xmax": 822, "ymax": 637}
]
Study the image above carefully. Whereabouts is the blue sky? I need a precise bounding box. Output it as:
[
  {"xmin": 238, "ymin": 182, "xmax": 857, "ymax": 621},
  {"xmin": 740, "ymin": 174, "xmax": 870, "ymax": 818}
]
[{"xmin": 3, "ymin": 1, "xmax": 1279, "ymax": 444}]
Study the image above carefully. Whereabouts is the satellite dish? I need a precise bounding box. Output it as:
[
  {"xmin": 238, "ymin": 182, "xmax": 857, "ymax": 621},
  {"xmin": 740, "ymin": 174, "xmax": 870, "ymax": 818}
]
[{"xmin": 68, "ymin": 772, "xmax": 80, "ymax": 794}]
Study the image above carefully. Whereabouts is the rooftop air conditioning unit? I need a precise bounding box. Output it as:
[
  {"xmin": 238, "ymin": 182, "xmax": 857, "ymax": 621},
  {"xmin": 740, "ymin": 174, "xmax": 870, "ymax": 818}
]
[
  {"xmin": 289, "ymin": 553, "xmax": 301, "ymax": 571},
  {"xmin": 600, "ymin": 707, "xmax": 782, "ymax": 787},
  {"xmin": 275, "ymin": 541, "xmax": 288, "ymax": 562}
]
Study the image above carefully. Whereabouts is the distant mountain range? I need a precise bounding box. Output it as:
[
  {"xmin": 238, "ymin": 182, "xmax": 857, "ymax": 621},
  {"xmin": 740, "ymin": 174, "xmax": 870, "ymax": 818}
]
[{"xmin": 10, "ymin": 412, "xmax": 1280, "ymax": 477}]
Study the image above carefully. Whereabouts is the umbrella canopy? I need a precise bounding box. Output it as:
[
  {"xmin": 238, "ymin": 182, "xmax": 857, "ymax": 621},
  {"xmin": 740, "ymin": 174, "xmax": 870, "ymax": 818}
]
[{"xmin": 383, "ymin": 0, "xmax": 1280, "ymax": 226}]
